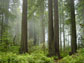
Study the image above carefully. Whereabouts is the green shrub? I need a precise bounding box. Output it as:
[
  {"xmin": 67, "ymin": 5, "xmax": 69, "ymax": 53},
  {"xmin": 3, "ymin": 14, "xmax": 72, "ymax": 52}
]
[
  {"xmin": 8, "ymin": 46, "xmax": 20, "ymax": 53},
  {"xmin": 0, "ymin": 50, "xmax": 54, "ymax": 63},
  {"xmin": 0, "ymin": 31, "xmax": 13, "ymax": 52},
  {"xmin": 59, "ymin": 48, "xmax": 84, "ymax": 63}
]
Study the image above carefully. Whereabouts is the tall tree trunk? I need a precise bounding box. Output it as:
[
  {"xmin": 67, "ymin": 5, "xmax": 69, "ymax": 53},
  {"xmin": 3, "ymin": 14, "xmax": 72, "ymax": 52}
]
[
  {"xmin": 59, "ymin": 1, "xmax": 62, "ymax": 50},
  {"xmin": 20, "ymin": 0, "xmax": 28, "ymax": 53},
  {"xmin": 54, "ymin": 0, "xmax": 60, "ymax": 58},
  {"xmin": 70, "ymin": 0, "xmax": 77, "ymax": 54},
  {"xmin": 33, "ymin": 20, "xmax": 37, "ymax": 45},
  {"xmin": 48, "ymin": 0, "xmax": 54, "ymax": 56},
  {"xmin": 41, "ymin": 0, "xmax": 45, "ymax": 52},
  {"xmin": 62, "ymin": 1, "xmax": 65, "ymax": 51},
  {"xmin": 63, "ymin": 16, "xmax": 65, "ymax": 51},
  {"xmin": 67, "ymin": 25, "xmax": 70, "ymax": 49},
  {"xmin": 42, "ymin": 16, "xmax": 45, "ymax": 52}
]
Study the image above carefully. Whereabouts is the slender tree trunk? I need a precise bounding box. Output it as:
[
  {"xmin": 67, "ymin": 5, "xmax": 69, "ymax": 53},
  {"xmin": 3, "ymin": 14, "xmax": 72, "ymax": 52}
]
[
  {"xmin": 70, "ymin": 0, "xmax": 77, "ymax": 54},
  {"xmin": 63, "ymin": 17, "xmax": 65, "ymax": 51},
  {"xmin": 33, "ymin": 20, "xmax": 37, "ymax": 45},
  {"xmin": 48, "ymin": 0, "xmax": 54, "ymax": 56},
  {"xmin": 61, "ymin": 0, "xmax": 65, "ymax": 51},
  {"xmin": 42, "ymin": 17, "xmax": 45, "ymax": 52},
  {"xmin": 59, "ymin": 1, "xmax": 62, "ymax": 50},
  {"xmin": 59, "ymin": 15, "xmax": 62, "ymax": 50},
  {"xmin": 68, "ymin": 26, "xmax": 70, "ymax": 49},
  {"xmin": 41, "ymin": 0, "xmax": 45, "ymax": 52},
  {"xmin": 20, "ymin": 0, "xmax": 28, "ymax": 53},
  {"xmin": 54, "ymin": 0, "xmax": 60, "ymax": 58},
  {"xmin": 62, "ymin": 8, "xmax": 65, "ymax": 51}
]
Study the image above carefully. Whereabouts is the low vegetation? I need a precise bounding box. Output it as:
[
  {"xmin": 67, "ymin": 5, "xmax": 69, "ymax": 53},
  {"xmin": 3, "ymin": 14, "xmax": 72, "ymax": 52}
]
[
  {"xmin": 0, "ymin": 45, "xmax": 84, "ymax": 63},
  {"xmin": 0, "ymin": 50, "xmax": 54, "ymax": 63},
  {"xmin": 59, "ymin": 48, "xmax": 84, "ymax": 63}
]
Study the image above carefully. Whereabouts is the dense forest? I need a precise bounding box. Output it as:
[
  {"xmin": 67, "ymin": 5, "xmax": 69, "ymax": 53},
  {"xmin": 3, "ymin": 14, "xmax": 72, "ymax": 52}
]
[{"xmin": 0, "ymin": 0, "xmax": 84, "ymax": 63}]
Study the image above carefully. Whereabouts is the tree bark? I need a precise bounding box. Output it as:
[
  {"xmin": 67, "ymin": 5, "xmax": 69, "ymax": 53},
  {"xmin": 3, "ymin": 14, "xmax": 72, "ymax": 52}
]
[
  {"xmin": 54, "ymin": 0, "xmax": 60, "ymax": 58},
  {"xmin": 70, "ymin": 0, "xmax": 77, "ymax": 54},
  {"xmin": 48, "ymin": 0, "xmax": 54, "ymax": 56},
  {"xmin": 20, "ymin": 0, "xmax": 28, "ymax": 53}
]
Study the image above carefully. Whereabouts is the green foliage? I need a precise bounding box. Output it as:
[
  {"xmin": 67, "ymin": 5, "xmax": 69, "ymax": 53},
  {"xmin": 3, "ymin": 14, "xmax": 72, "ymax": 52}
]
[
  {"xmin": 0, "ymin": 50, "xmax": 54, "ymax": 63},
  {"xmin": 8, "ymin": 46, "xmax": 20, "ymax": 53},
  {"xmin": 59, "ymin": 48, "xmax": 84, "ymax": 63},
  {"xmin": 28, "ymin": 40, "xmax": 42, "ymax": 53},
  {"xmin": 28, "ymin": 40, "xmax": 48, "ymax": 54},
  {"xmin": 0, "ymin": 30, "xmax": 13, "ymax": 52},
  {"xmin": 65, "ymin": 19, "xmax": 71, "ymax": 25}
]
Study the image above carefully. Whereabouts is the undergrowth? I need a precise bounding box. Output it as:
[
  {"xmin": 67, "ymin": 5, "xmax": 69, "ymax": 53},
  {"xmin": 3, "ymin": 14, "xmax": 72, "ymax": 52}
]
[{"xmin": 59, "ymin": 48, "xmax": 84, "ymax": 63}]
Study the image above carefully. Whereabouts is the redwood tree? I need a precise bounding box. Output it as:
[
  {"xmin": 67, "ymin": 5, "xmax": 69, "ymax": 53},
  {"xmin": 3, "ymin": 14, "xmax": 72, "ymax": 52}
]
[
  {"xmin": 20, "ymin": 0, "xmax": 28, "ymax": 53},
  {"xmin": 48, "ymin": 0, "xmax": 54, "ymax": 56},
  {"xmin": 70, "ymin": 0, "xmax": 77, "ymax": 54},
  {"xmin": 54, "ymin": 0, "xmax": 60, "ymax": 57}
]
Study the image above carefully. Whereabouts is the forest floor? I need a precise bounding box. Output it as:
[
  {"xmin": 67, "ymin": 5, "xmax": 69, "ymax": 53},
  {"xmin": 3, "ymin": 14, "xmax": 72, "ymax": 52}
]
[
  {"xmin": 0, "ymin": 46, "xmax": 84, "ymax": 63},
  {"xmin": 54, "ymin": 48, "xmax": 84, "ymax": 63}
]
